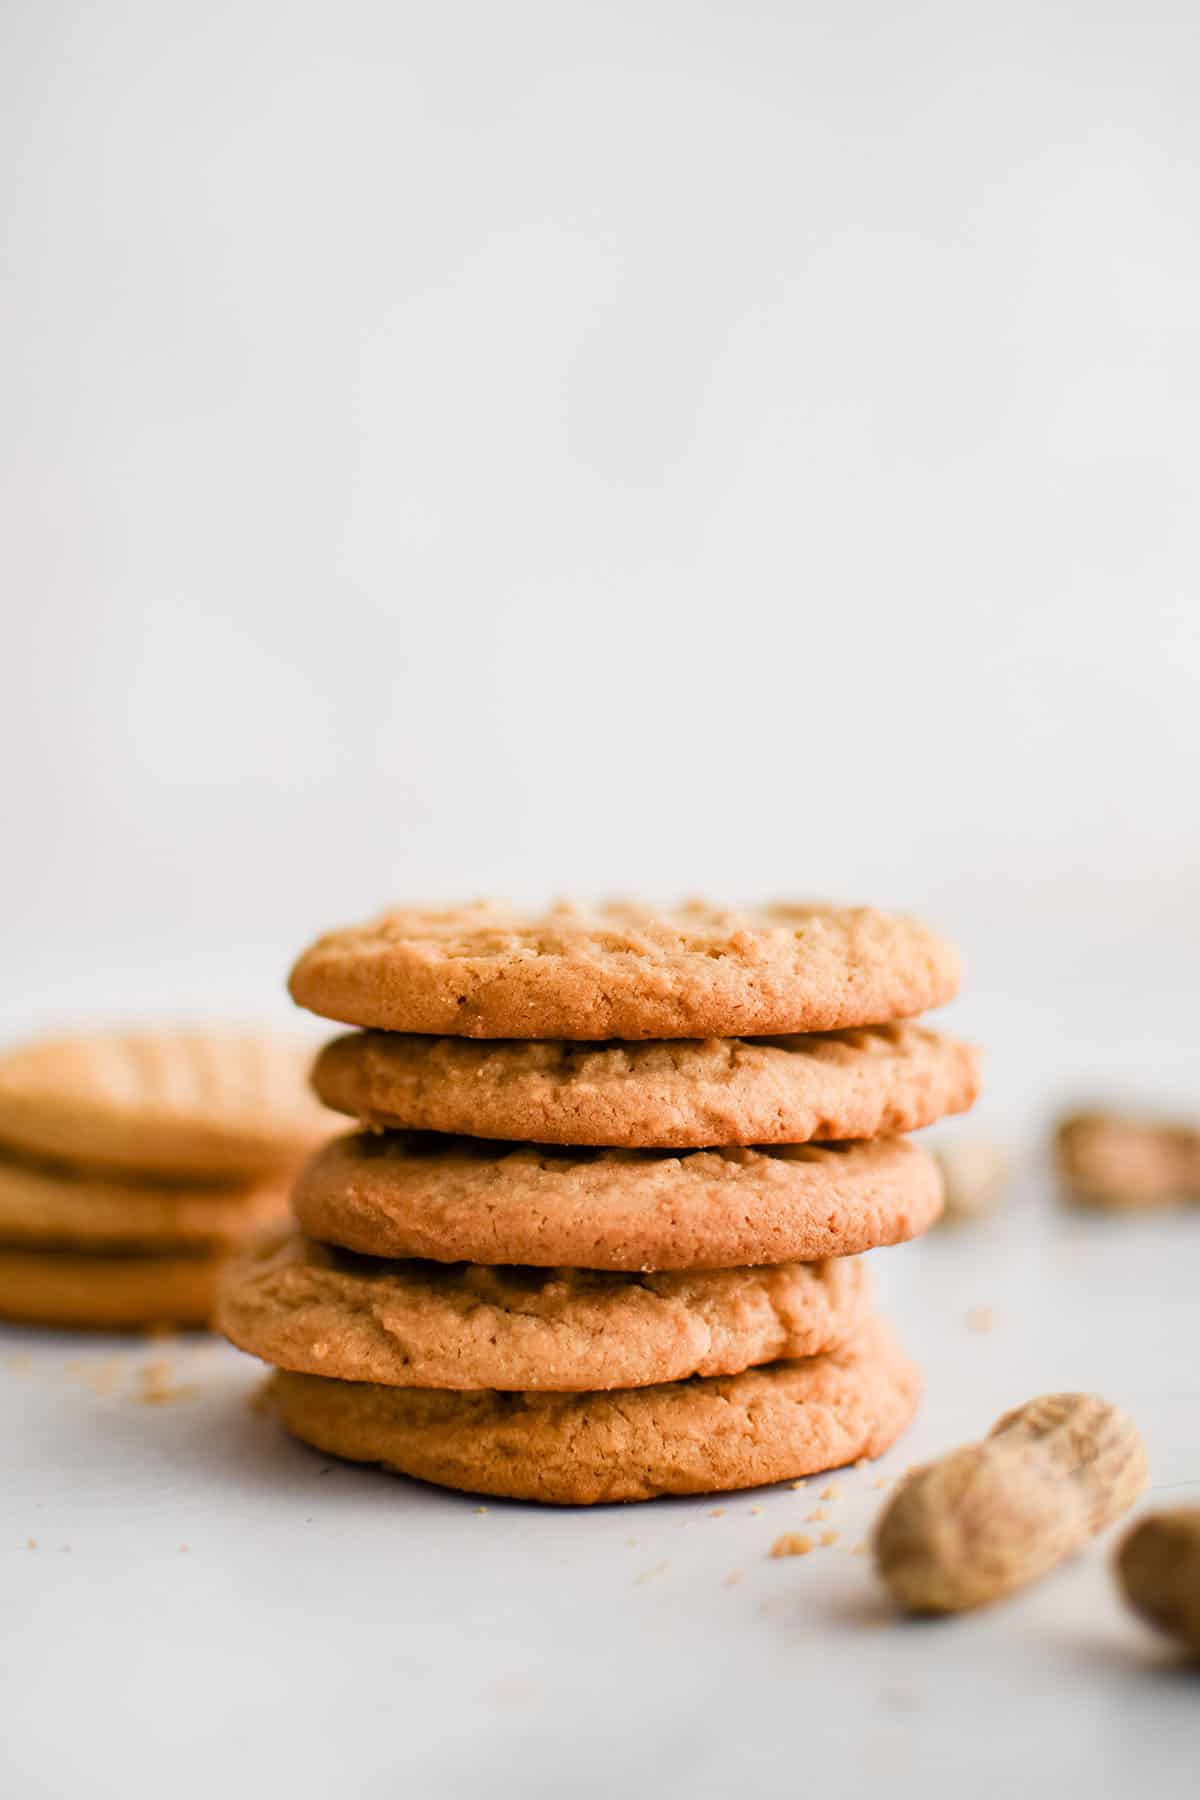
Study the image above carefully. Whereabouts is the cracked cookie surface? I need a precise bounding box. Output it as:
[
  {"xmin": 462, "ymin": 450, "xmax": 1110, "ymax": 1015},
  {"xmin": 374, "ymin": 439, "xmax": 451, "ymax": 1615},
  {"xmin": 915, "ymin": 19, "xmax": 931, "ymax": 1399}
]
[
  {"xmin": 292, "ymin": 1131, "xmax": 943, "ymax": 1270},
  {"xmin": 313, "ymin": 1022, "xmax": 979, "ymax": 1147},
  {"xmin": 218, "ymin": 1225, "xmax": 870, "ymax": 1389},
  {"xmin": 270, "ymin": 1314, "xmax": 919, "ymax": 1503},
  {"xmin": 289, "ymin": 900, "xmax": 961, "ymax": 1039}
]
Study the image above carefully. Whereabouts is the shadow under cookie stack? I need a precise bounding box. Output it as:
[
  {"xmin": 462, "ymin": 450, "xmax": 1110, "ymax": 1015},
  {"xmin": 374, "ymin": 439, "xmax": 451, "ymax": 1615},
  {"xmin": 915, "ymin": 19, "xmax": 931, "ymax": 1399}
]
[{"xmin": 219, "ymin": 902, "xmax": 979, "ymax": 1504}]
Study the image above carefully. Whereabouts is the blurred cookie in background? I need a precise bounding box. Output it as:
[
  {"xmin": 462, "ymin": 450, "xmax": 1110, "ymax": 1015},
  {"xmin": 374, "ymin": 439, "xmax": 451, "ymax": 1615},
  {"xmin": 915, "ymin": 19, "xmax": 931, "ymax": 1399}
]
[{"xmin": 0, "ymin": 1028, "xmax": 334, "ymax": 1329}]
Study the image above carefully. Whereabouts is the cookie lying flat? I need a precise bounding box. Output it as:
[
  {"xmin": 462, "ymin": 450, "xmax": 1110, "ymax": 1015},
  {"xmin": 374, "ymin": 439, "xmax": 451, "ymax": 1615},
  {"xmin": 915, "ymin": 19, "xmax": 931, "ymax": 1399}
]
[
  {"xmin": 270, "ymin": 1314, "xmax": 919, "ymax": 1503},
  {"xmin": 0, "ymin": 1030, "xmax": 332, "ymax": 1180},
  {"xmin": 293, "ymin": 1132, "xmax": 942, "ymax": 1270},
  {"xmin": 0, "ymin": 1246, "xmax": 219, "ymax": 1328},
  {"xmin": 289, "ymin": 900, "xmax": 961, "ymax": 1039},
  {"xmin": 218, "ymin": 1225, "xmax": 870, "ymax": 1390},
  {"xmin": 313, "ymin": 1023, "xmax": 980, "ymax": 1148},
  {"xmin": 0, "ymin": 1150, "xmax": 287, "ymax": 1250}
]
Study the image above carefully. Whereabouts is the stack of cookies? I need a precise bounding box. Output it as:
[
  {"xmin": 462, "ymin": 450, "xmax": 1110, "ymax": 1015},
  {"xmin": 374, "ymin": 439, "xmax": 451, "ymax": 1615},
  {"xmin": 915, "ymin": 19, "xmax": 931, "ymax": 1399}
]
[
  {"xmin": 0, "ymin": 1030, "xmax": 332, "ymax": 1329},
  {"xmin": 220, "ymin": 902, "xmax": 979, "ymax": 1504}
]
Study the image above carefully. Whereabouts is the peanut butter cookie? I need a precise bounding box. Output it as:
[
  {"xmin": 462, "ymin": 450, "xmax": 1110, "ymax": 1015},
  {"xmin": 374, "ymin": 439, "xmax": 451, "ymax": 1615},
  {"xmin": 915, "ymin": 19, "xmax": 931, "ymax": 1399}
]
[{"xmin": 289, "ymin": 901, "xmax": 961, "ymax": 1039}]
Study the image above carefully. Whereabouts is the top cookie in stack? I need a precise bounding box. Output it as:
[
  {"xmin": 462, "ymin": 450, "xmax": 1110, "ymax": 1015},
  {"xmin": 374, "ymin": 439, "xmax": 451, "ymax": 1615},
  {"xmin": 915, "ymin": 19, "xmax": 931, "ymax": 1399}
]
[{"xmin": 222, "ymin": 901, "xmax": 978, "ymax": 1503}]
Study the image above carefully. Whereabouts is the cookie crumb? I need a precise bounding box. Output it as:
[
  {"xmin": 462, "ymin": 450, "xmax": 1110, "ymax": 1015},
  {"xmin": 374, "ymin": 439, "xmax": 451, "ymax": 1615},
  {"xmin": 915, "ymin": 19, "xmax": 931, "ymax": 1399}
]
[
  {"xmin": 966, "ymin": 1305, "xmax": 998, "ymax": 1333},
  {"xmin": 790, "ymin": 1478, "xmax": 808, "ymax": 1490},
  {"xmin": 819, "ymin": 1485, "xmax": 840, "ymax": 1502},
  {"xmin": 770, "ymin": 1532, "xmax": 814, "ymax": 1558},
  {"xmin": 851, "ymin": 1543, "xmax": 867, "ymax": 1555},
  {"xmin": 66, "ymin": 1357, "xmax": 127, "ymax": 1397},
  {"xmin": 636, "ymin": 1560, "xmax": 669, "ymax": 1584},
  {"xmin": 26, "ymin": 1537, "xmax": 37, "ymax": 1550},
  {"xmin": 804, "ymin": 1508, "xmax": 828, "ymax": 1523},
  {"xmin": 137, "ymin": 1360, "xmax": 198, "ymax": 1406},
  {"xmin": 724, "ymin": 1569, "xmax": 744, "ymax": 1586},
  {"xmin": 854, "ymin": 1457, "xmax": 870, "ymax": 1470},
  {"xmin": 710, "ymin": 1508, "xmax": 726, "ymax": 1518},
  {"xmin": 749, "ymin": 1505, "xmax": 763, "ymax": 1516},
  {"xmin": 819, "ymin": 1529, "xmax": 839, "ymax": 1548},
  {"xmin": 473, "ymin": 1506, "xmax": 489, "ymax": 1515},
  {"xmin": 873, "ymin": 1477, "xmax": 890, "ymax": 1489}
]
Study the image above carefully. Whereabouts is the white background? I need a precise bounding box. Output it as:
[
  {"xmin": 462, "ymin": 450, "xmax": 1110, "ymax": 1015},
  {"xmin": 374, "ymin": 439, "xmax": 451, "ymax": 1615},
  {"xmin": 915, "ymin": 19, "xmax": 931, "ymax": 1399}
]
[
  {"xmin": 1, "ymin": 6, "xmax": 1198, "ymax": 1796},
  {"xmin": 2, "ymin": 1, "xmax": 1197, "ymax": 1052}
]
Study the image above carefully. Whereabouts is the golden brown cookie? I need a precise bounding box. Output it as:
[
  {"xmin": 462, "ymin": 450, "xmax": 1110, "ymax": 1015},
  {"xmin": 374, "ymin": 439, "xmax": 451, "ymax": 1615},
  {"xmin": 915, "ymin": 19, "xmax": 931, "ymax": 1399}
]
[
  {"xmin": 0, "ymin": 1246, "xmax": 219, "ymax": 1328},
  {"xmin": 289, "ymin": 900, "xmax": 961, "ymax": 1039},
  {"xmin": 270, "ymin": 1314, "xmax": 919, "ymax": 1503},
  {"xmin": 293, "ymin": 1131, "xmax": 943, "ymax": 1270},
  {"xmin": 217, "ymin": 1224, "xmax": 871, "ymax": 1390},
  {"xmin": 0, "ymin": 1029, "xmax": 333, "ymax": 1180},
  {"xmin": 0, "ymin": 1148, "xmax": 287, "ymax": 1250},
  {"xmin": 313, "ymin": 1023, "xmax": 980, "ymax": 1148}
]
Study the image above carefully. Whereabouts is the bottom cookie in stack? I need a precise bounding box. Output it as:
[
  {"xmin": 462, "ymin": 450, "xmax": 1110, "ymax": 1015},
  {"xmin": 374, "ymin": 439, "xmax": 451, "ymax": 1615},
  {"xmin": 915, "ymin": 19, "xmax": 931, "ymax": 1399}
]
[
  {"xmin": 218, "ymin": 1127, "xmax": 933, "ymax": 1503},
  {"xmin": 0, "ymin": 1029, "xmax": 334, "ymax": 1330}
]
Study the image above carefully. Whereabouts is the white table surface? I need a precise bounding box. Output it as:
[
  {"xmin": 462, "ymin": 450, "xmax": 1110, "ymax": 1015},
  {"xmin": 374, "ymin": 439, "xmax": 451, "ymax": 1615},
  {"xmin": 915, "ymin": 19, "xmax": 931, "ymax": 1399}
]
[
  {"xmin": 1, "ymin": 938, "xmax": 1197, "ymax": 1800},
  {"xmin": 2, "ymin": 1161, "xmax": 1197, "ymax": 1800}
]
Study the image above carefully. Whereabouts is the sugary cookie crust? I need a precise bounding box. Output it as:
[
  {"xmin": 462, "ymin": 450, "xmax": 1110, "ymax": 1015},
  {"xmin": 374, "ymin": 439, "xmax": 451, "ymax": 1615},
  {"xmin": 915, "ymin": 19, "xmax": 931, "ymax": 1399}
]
[
  {"xmin": 0, "ymin": 1030, "xmax": 333, "ymax": 1180},
  {"xmin": 292, "ymin": 1131, "xmax": 943, "ymax": 1270},
  {"xmin": 313, "ymin": 1023, "xmax": 980, "ymax": 1148},
  {"xmin": 217, "ymin": 1225, "xmax": 871, "ymax": 1390},
  {"xmin": 270, "ymin": 1315, "xmax": 920, "ymax": 1503},
  {"xmin": 289, "ymin": 900, "xmax": 961, "ymax": 1039}
]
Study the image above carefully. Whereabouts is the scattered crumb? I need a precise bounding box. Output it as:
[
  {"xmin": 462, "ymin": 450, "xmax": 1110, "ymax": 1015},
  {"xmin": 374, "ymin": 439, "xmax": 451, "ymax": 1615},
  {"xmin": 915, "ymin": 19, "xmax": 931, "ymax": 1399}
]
[
  {"xmin": 770, "ymin": 1532, "xmax": 814, "ymax": 1558},
  {"xmin": 26, "ymin": 1538, "xmax": 37, "ymax": 1550},
  {"xmin": 473, "ymin": 1506, "xmax": 488, "ymax": 1515},
  {"xmin": 749, "ymin": 1505, "xmax": 763, "ymax": 1516},
  {"xmin": 966, "ymin": 1305, "xmax": 998, "ymax": 1333},
  {"xmin": 804, "ymin": 1508, "xmax": 828, "ymax": 1523},
  {"xmin": 137, "ymin": 1360, "xmax": 198, "ymax": 1406},
  {"xmin": 851, "ymin": 1543, "xmax": 867, "ymax": 1556},
  {"xmin": 854, "ymin": 1457, "xmax": 870, "ymax": 1470},
  {"xmin": 724, "ymin": 1569, "xmax": 744, "ymax": 1586},
  {"xmin": 872, "ymin": 1477, "xmax": 890, "ymax": 1490},
  {"xmin": 819, "ymin": 1530, "xmax": 839, "ymax": 1548},
  {"xmin": 790, "ymin": 1478, "xmax": 808, "ymax": 1491},
  {"xmin": 820, "ymin": 1485, "xmax": 840, "ymax": 1502},
  {"xmin": 636, "ymin": 1561, "xmax": 669, "ymax": 1585},
  {"xmin": 66, "ymin": 1358, "xmax": 127, "ymax": 1397},
  {"xmin": 709, "ymin": 1507, "xmax": 726, "ymax": 1518}
]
